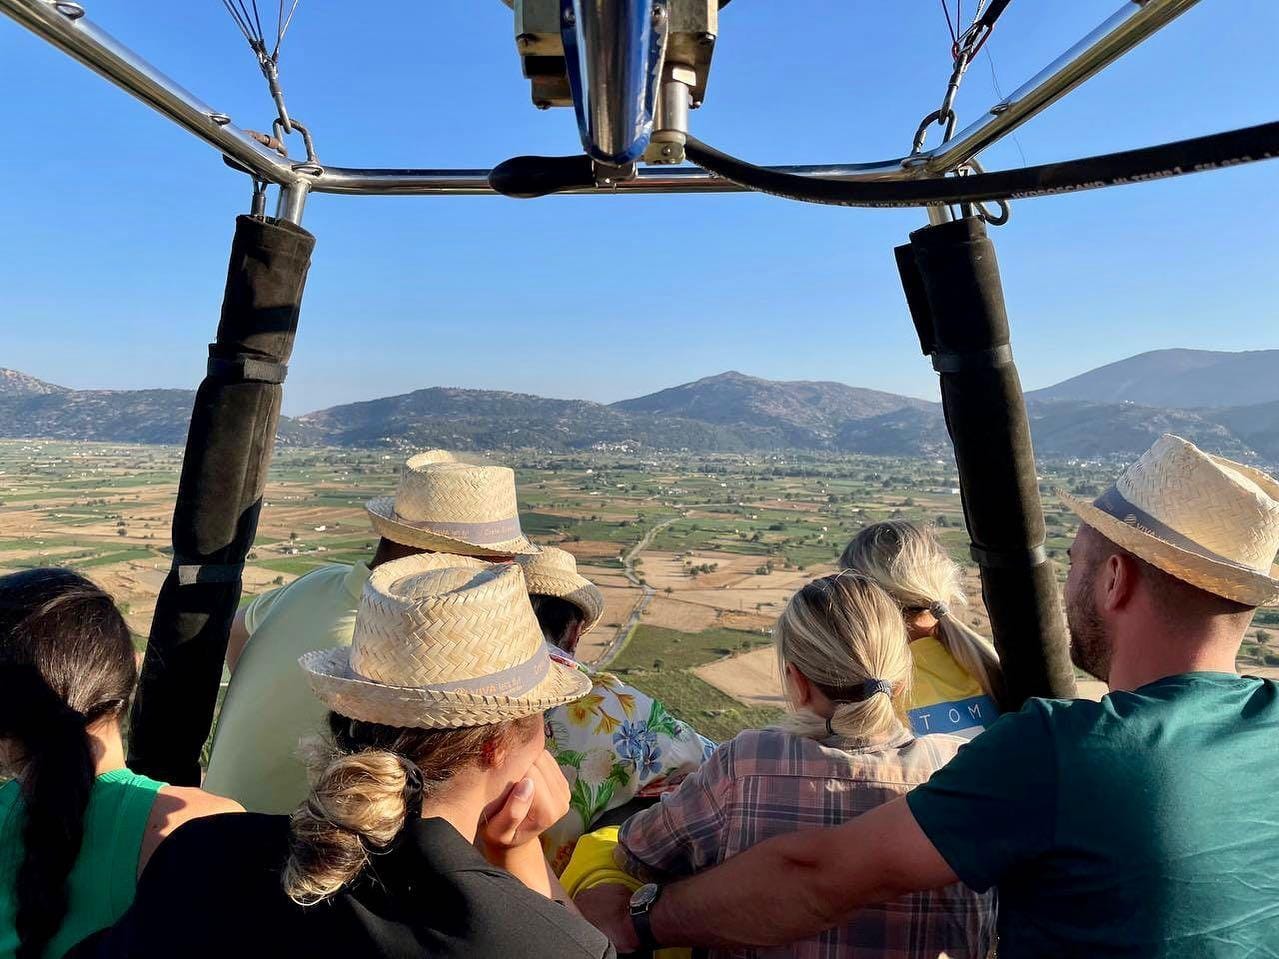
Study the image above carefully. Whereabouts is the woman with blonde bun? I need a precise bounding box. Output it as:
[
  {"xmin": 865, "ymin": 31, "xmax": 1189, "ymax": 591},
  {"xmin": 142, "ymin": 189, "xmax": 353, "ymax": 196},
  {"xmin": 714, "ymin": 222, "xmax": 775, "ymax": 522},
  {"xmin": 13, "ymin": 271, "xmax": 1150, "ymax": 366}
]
[
  {"xmin": 840, "ymin": 521, "xmax": 1005, "ymax": 738},
  {"xmin": 69, "ymin": 556, "xmax": 614, "ymax": 959},
  {"xmin": 613, "ymin": 573, "xmax": 994, "ymax": 958}
]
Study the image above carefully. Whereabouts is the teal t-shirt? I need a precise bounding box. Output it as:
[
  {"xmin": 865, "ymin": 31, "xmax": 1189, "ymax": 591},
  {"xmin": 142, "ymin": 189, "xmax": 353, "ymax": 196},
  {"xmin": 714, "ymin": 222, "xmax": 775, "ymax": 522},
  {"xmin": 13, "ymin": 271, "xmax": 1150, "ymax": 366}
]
[
  {"xmin": 0, "ymin": 767, "xmax": 165, "ymax": 958},
  {"xmin": 907, "ymin": 672, "xmax": 1279, "ymax": 958}
]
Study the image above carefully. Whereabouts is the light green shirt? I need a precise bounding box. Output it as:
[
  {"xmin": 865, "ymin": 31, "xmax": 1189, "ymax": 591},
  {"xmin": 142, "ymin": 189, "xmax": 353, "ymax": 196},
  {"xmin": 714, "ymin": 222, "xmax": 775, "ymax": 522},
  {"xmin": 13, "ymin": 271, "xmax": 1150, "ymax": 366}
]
[{"xmin": 203, "ymin": 562, "xmax": 371, "ymax": 813}]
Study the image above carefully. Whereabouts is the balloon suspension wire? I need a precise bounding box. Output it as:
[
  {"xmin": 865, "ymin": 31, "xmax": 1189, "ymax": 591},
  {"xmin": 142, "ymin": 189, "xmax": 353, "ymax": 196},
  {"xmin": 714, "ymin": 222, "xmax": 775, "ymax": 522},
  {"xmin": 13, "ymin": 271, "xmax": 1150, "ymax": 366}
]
[{"xmin": 220, "ymin": 0, "xmax": 303, "ymax": 135}]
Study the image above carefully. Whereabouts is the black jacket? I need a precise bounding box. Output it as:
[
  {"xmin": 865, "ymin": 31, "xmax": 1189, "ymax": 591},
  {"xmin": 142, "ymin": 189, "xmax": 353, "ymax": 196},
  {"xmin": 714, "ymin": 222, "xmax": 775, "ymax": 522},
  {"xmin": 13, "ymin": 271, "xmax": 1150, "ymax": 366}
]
[{"xmin": 69, "ymin": 813, "xmax": 615, "ymax": 959}]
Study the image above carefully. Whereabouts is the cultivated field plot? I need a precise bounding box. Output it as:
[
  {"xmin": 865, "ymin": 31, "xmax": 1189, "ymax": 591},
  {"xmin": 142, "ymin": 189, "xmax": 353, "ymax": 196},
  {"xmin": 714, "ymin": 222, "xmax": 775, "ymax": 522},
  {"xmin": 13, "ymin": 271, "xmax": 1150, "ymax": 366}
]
[{"xmin": 4, "ymin": 441, "xmax": 1277, "ymax": 740}]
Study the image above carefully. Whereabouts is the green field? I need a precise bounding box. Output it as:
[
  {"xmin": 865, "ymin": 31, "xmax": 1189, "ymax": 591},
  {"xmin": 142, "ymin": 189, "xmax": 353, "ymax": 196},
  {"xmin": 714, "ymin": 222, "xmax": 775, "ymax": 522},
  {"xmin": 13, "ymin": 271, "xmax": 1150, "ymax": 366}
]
[
  {"xmin": 612, "ymin": 625, "xmax": 773, "ymax": 672},
  {"xmin": 609, "ymin": 625, "xmax": 783, "ymax": 740},
  {"xmin": 611, "ymin": 668, "xmax": 784, "ymax": 742},
  {"xmin": 7, "ymin": 439, "xmax": 1279, "ymax": 754}
]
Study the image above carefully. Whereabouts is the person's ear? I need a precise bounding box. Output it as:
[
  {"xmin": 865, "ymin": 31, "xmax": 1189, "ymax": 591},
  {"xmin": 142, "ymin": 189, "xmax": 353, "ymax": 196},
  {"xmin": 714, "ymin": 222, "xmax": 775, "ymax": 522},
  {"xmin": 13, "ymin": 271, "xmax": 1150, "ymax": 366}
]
[
  {"xmin": 564, "ymin": 619, "xmax": 585, "ymax": 656},
  {"xmin": 481, "ymin": 736, "xmax": 506, "ymax": 770},
  {"xmin": 1100, "ymin": 552, "xmax": 1140, "ymax": 612},
  {"xmin": 785, "ymin": 663, "xmax": 815, "ymax": 709}
]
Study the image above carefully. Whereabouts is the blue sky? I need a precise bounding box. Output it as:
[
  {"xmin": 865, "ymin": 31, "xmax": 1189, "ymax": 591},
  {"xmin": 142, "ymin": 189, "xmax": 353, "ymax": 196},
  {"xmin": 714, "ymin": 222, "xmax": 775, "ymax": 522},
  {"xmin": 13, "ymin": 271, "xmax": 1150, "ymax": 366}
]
[{"xmin": 1, "ymin": 0, "xmax": 1276, "ymax": 415}]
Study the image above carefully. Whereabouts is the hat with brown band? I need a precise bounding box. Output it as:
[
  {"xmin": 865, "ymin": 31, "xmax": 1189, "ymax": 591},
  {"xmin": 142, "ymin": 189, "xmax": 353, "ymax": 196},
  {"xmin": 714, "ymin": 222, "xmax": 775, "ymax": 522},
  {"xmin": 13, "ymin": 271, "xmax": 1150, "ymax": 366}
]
[
  {"xmin": 366, "ymin": 450, "xmax": 539, "ymax": 557},
  {"xmin": 515, "ymin": 546, "xmax": 605, "ymax": 633},
  {"xmin": 300, "ymin": 553, "xmax": 591, "ymax": 729},
  {"xmin": 1059, "ymin": 434, "xmax": 1279, "ymax": 607}
]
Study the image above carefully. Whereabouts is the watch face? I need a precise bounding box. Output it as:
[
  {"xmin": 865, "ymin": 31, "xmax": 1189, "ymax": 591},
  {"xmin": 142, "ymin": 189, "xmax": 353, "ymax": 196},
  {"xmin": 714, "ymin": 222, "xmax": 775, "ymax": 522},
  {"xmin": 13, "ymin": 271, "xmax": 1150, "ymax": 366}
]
[{"xmin": 630, "ymin": 883, "xmax": 659, "ymax": 912}]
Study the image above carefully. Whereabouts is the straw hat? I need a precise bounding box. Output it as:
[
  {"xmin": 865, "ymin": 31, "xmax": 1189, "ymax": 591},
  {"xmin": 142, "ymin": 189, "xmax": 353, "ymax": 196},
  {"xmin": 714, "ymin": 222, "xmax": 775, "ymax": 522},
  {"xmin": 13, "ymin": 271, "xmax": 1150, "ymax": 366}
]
[
  {"xmin": 366, "ymin": 451, "xmax": 538, "ymax": 557},
  {"xmin": 515, "ymin": 547, "xmax": 605, "ymax": 633},
  {"xmin": 1060, "ymin": 434, "xmax": 1279, "ymax": 607},
  {"xmin": 301, "ymin": 554, "xmax": 590, "ymax": 729}
]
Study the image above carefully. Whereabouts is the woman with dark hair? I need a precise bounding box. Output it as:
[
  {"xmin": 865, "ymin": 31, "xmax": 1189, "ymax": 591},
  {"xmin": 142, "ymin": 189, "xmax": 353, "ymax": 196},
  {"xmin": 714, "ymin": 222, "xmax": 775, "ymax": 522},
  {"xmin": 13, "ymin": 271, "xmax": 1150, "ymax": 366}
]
[
  {"xmin": 72, "ymin": 555, "xmax": 614, "ymax": 959},
  {"xmin": 0, "ymin": 568, "xmax": 242, "ymax": 959}
]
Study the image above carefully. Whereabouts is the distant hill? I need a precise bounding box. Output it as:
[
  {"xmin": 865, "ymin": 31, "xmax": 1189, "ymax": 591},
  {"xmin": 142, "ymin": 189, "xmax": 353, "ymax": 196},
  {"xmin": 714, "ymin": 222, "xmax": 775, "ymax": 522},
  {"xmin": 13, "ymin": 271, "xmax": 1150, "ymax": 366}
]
[
  {"xmin": 1024, "ymin": 400, "xmax": 1252, "ymax": 459},
  {"xmin": 0, "ymin": 368, "xmax": 67, "ymax": 397},
  {"xmin": 612, "ymin": 371, "xmax": 933, "ymax": 446},
  {"xmin": 1209, "ymin": 400, "xmax": 1279, "ymax": 460},
  {"xmin": 2, "ymin": 355, "xmax": 1276, "ymax": 462},
  {"xmin": 1027, "ymin": 349, "xmax": 1279, "ymax": 409},
  {"xmin": 0, "ymin": 388, "xmax": 197, "ymax": 444},
  {"xmin": 299, "ymin": 384, "xmax": 835, "ymax": 453},
  {"xmin": 0, "ymin": 380, "xmax": 318, "ymax": 446}
]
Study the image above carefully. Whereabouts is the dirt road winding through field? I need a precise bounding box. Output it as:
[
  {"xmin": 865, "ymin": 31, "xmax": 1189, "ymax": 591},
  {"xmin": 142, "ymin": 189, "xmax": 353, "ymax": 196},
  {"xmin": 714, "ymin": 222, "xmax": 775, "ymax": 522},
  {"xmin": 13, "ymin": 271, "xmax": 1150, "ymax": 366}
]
[{"xmin": 594, "ymin": 517, "xmax": 677, "ymax": 667}]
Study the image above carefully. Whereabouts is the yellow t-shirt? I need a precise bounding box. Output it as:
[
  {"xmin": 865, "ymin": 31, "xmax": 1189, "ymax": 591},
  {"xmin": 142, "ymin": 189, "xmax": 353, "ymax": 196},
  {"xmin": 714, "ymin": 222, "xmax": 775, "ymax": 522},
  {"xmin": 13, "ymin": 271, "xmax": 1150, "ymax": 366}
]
[
  {"xmin": 203, "ymin": 563, "xmax": 371, "ymax": 813},
  {"xmin": 907, "ymin": 636, "xmax": 1000, "ymax": 739},
  {"xmin": 560, "ymin": 827, "xmax": 691, "ymax": 959}
]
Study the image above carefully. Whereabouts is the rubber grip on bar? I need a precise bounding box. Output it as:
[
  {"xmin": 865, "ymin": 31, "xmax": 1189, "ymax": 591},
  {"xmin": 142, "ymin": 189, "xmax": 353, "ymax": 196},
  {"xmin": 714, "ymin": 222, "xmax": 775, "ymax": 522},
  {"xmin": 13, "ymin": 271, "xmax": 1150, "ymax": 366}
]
[{"xmin": 489, "ymin": 154, "xmax": 596, "ymax": 198}]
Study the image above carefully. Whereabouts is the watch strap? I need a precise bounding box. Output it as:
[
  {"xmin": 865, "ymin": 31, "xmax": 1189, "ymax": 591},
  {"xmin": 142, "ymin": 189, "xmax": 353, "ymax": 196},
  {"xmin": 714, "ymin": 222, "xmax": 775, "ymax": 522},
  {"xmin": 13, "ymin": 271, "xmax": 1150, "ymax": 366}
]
[{"xmin": 629, "ymin": 884, "xmax": 661, "ymax": 952}]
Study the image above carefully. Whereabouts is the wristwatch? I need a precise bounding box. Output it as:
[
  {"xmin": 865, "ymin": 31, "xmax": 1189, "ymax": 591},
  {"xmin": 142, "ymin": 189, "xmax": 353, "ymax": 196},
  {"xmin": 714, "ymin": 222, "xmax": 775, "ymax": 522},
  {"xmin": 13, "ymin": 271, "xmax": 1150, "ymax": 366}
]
[{"xmin": 628, "ymin": 883, "xmax": 662, "ymax": 952}]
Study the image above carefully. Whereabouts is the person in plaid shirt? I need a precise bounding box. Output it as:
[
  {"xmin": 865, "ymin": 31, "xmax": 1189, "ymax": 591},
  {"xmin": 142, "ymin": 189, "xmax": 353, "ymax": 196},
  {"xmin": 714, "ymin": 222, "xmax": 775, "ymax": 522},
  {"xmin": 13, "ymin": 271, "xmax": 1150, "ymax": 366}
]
[{"xmin": 614, "ymin": 572, "xmax": 995, "ymax": 958}]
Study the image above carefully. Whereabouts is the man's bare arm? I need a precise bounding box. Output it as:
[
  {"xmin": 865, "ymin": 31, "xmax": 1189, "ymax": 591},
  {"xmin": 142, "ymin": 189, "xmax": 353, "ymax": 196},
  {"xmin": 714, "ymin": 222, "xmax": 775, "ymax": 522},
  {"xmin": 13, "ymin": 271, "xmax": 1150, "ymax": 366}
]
[
  {"xmin": 578, "ymin": 796, "xmax": 958, "ymax": 951},
  {"xmin": 223, "ymin": 607, "xmax": 251, "ymax": 674}
]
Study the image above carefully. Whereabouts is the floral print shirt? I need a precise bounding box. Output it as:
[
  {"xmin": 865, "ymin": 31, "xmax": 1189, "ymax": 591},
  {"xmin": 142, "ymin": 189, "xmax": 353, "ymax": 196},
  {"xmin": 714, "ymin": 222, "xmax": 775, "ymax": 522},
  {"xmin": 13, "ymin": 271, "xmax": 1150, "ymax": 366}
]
[{"xmin": 541, "ymin": 649, "xmax": 715, "ymax": 874}]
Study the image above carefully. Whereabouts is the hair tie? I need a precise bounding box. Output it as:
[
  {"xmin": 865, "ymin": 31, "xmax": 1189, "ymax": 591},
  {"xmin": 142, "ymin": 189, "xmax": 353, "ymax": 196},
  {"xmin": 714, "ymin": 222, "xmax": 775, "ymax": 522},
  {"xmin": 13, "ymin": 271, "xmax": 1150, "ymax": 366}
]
[
  {"xmin": 400, "ymin": 758, "xmax": 424, "ymax": 823},
  {"xmin": 862, "ymin": 679, "xmax": 893, "ymax": 699},
  {"xmin": 825, "ymin": 716, "xmax": 836, "ymax": 737},
  {"xmin": 929, "ymin": 601, "xmax": 950, "ymax": 619},
  {"xmin": 81, "ymin": 698, "xmax": 127, "ymax": 726}
]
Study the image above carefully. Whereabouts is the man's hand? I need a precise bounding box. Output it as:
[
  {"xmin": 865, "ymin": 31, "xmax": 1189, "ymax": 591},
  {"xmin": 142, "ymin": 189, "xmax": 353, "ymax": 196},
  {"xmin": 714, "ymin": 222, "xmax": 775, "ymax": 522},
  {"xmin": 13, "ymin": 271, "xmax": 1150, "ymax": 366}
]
[
  {"xmin": 480, "ymin": 750, "xmax": 570, "ymax": 852},
  {"xmin": 574, "ymin": 884, "xmax": 639, "ymax": 953}
]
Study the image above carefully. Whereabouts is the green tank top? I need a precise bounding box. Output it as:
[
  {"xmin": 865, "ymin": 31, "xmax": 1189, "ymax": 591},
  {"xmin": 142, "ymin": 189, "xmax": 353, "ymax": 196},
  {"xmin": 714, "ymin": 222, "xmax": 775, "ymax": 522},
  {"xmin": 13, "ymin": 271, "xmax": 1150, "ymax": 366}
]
[{"xmin": 0, "ymin": 767, "xmax": 165, "ymax": 959}]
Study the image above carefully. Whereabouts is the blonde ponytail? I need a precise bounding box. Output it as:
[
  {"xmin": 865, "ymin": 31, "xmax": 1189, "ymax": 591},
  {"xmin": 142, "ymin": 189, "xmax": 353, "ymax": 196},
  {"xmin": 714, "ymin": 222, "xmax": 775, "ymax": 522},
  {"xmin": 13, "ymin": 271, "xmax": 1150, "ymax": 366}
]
[
  {"xmin": 839, "ymin": 521, "xmax": 1005, "ymax": 704},
  {"xmin": 284, "ymin": 712, "xmax": 540, "ymax": 905},
  {"xmin": 773, "ymin": 573, "xmax": 913, "ymax": 743},
  {"xmin": 284, "ymin": 747, "xmax": 415, "ymax": 905}
]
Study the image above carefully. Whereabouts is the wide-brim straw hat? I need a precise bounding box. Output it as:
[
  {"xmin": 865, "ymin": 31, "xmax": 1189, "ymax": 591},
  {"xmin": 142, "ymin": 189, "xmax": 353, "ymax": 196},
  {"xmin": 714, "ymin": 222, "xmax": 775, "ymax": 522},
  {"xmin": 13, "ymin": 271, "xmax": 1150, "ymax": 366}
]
[
  {"xmin": 1060, "ymin": 434, "xmax": 1279, "ymax": 607},
  {"xmin": 300, "ymin": 553, "xmax": 590, "ymax": 729},
  {"xmin": 515, "ymin": 546, "xmax": 605, "ymax": 633},
  {"xmin": 366, "ymin": 450, "xmax": 538, "ymax": 557}
]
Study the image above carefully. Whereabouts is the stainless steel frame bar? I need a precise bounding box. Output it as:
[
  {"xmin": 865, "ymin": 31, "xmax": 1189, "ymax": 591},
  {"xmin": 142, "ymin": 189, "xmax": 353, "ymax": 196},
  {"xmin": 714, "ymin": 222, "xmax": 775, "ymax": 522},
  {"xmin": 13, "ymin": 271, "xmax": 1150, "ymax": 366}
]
[
  {"xmin": 2, "ymin": 0, "xmax": 296, "ymax": 184},
  {"xmin": 275, "ymin": 182, "xmax": 309, "ymax": 224},
  {"xmin": 0, "ymin": 0, "xmax": 1200, "ymax": 197},
  {"xmin": 925, "ymin": 0, "xmax": 1203, "ymax": 175}
]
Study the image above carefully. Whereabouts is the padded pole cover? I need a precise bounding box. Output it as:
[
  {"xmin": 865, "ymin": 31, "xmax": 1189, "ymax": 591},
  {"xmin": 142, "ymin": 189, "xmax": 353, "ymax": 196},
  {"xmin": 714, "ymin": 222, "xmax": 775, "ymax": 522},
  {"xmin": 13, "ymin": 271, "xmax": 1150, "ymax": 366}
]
[
  {"xmin": 129, "ymin": 215, "xmax": 315, "ymax": 785},
  {"xmin": 898, "ymin": 217, "xmax": 1076, "ymax": 708}
]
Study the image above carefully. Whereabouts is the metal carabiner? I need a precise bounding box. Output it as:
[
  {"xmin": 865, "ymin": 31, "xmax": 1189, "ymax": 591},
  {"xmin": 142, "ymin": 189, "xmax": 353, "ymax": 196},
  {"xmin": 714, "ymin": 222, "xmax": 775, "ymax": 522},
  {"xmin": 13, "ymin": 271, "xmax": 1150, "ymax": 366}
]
[
  {"xmin": 960, "ymin": 158, "xmax": 1011, "ymax": 226},
  {"xmin": 272, "ymin": 117, "xmax": 321, "ymax": 175},
  {"xmin": 912, "ymin": 109, "xmax": 959, "ymax": 155}
]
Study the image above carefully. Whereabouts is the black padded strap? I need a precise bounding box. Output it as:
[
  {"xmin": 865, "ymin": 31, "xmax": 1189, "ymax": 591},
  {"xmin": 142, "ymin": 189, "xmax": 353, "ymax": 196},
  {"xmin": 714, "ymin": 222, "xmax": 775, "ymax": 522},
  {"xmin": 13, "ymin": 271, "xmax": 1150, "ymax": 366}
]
[
  {"xmin": 931, "ymin": 344, "xmax": 1013, "ymax": 374},
  {"xmin": 977, "ymin": 0, "xmax": 1013, "ymax": 31},
  {"xmin": 207, "ymin": 355, "xmax": 289, "ymax": 384},
  {"xmin": 969, "ymin": 543, "xmax": 1048, "ymax": 569},
  {"xmin": 173, "ymin": 560, "xmax": 245, "ymax": 586}
]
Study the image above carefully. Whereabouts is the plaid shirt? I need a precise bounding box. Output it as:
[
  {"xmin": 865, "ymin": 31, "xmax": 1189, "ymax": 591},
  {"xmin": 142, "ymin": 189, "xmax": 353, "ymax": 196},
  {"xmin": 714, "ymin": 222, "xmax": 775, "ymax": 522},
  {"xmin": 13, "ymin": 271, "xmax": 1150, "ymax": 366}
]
[{"xmin": 618, "ymin": 726, "xmax": 995, "ymax": 959}]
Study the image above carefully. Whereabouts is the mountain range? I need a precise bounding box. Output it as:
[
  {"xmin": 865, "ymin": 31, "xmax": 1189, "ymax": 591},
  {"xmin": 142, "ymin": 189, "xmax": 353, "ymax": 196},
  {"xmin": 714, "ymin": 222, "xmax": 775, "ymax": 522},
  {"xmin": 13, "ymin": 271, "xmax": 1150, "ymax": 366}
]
[{"xmin": 1, "ymin": 349, "xmax": 1276, "ymax": 462}]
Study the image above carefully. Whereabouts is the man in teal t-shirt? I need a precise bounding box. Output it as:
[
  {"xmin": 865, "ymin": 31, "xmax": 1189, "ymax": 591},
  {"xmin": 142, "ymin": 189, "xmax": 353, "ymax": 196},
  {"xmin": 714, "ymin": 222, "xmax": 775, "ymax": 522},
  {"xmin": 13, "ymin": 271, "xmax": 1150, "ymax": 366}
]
[
  {"xmin": 905, "ymin": 671, "xmax": 1279, "ymax": 956},
  {"xmin": 575, "ymin": 435, "xmax": 1279, "ymax": 958}
]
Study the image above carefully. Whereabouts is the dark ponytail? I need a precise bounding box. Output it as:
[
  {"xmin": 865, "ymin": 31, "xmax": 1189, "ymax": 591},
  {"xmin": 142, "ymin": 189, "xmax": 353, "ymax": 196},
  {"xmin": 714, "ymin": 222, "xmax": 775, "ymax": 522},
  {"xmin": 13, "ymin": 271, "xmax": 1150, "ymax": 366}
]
[{"xmin": 0, "ymin": 569, "xmax": 135, "ymax": 959}]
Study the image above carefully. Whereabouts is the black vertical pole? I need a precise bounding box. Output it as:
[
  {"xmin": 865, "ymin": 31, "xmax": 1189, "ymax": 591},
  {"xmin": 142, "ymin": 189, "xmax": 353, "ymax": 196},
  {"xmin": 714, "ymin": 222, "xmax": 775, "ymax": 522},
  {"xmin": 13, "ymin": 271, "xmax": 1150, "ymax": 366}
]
[
  {"xmin": 129, "ymin": 215, "xmax": 315, "ymax": 785},
  {"xmin": 896, "ymin": 216, "xmax": 1075, "ymax": 708}
]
